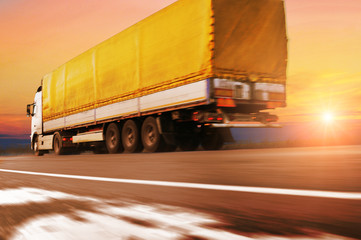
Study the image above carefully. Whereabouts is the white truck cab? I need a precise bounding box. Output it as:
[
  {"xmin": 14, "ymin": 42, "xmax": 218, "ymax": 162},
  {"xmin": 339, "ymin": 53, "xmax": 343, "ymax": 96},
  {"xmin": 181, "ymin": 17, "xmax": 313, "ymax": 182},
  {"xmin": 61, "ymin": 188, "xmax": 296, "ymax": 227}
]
[{"xmin": 27, "ymin": 87, "xmax": 48, "ymax": 155}]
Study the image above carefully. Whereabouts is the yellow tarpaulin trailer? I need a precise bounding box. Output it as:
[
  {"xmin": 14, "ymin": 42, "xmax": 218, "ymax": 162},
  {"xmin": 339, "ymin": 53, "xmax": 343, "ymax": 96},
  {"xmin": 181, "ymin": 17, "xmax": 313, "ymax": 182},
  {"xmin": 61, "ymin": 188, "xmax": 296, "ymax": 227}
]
[
  {"xmin": 28, "ymin": 0, "xmax": 287, "ymax": 155},
  {"xmin": 42, "ymin": 0, "xmax": 287, "ymax": 123}
]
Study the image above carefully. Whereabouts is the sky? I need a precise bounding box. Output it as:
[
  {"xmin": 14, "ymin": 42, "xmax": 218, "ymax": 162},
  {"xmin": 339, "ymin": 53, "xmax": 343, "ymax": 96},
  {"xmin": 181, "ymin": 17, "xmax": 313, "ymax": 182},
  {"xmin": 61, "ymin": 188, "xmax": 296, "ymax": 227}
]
[{"xmin": 0, "ymin": 0, "xmax": 360, "ymax": 137}]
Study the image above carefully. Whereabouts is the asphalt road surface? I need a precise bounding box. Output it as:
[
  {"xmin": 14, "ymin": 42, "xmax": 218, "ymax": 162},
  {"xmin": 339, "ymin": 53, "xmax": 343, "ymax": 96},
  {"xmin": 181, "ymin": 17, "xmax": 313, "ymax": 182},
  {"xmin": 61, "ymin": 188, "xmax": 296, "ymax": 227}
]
[{"xmin": 0, "ymin": 145, "xmax": 360, "ymax": 240}]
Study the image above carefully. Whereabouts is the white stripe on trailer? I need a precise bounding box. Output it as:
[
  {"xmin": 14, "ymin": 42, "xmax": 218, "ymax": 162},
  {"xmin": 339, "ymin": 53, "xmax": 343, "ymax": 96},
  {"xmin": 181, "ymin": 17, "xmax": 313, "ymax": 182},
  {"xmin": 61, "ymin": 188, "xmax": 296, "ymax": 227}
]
[
  {"xmin": 43, "ymin": 80, "xmax": 208, "ymax": 132},
  {"xmin": 140, "ymin": 80, "xmax": 207, "ymax": 112}
]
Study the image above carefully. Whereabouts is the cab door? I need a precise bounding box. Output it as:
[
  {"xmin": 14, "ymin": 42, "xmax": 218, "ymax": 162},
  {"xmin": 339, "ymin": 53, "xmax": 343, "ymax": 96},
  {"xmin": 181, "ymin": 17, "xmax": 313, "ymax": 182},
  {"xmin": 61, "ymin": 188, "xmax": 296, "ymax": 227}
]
[{"xmin": 31, "ymin": 91, "xmax": 43, "ymax": 135}]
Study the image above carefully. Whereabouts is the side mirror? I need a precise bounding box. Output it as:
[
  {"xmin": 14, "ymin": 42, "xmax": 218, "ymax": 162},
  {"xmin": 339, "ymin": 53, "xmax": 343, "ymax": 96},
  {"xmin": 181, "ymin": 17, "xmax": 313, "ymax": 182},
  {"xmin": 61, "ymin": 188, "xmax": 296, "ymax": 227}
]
[{"xmin": 26, "ymin": 103, "xmax": 35, "ymax": 117}]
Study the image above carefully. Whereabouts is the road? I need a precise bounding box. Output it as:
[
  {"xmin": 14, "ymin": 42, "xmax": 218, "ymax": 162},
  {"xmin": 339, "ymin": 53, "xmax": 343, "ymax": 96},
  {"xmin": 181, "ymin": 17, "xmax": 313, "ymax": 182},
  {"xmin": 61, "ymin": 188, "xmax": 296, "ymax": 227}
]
[{"xmin": 0, "ymin": 145, "xmax": 360, "ymax": 240}]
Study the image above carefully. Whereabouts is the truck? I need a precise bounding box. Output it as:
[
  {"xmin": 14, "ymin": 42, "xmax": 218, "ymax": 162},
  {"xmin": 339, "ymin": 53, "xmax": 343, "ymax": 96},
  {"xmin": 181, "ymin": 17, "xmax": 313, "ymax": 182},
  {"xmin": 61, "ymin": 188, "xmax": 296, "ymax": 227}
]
[{"xmin": 26, "ymin": 0, "xmax": 287, "ymax": 156}]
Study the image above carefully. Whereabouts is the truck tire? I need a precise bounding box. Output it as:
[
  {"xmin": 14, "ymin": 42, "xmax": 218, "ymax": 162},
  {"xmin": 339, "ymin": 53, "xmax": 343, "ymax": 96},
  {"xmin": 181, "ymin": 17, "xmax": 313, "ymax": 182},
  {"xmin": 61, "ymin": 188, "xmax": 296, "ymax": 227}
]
[
  {"xmin": 141, "ymin": 117, "xmax": 163, "ymax": 152},
  {"xmin": 122, "ymin": 120, "xmax": 143, "ymax": 153},
  {"xmin": 201, "ymin": 130, "xmax": 224, "ymax": 151},
  {"xmin": 53, "ymin": 132, "xmax": 65, "ymax": 155},
  {"xmin": 33, "ymin": 136, "xmax": 44, "ymax": 156},
  {"xmin": 105, "ymin": 123, "xmax": 123, "ymax": 154}
]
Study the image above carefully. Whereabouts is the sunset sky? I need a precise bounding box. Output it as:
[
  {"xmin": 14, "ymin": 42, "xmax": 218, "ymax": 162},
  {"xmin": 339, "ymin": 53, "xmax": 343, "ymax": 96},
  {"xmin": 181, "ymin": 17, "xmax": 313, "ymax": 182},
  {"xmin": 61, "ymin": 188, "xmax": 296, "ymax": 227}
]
[{"xmin": 0, "ymin": 0, "xmax": 360, "ymax": 137}]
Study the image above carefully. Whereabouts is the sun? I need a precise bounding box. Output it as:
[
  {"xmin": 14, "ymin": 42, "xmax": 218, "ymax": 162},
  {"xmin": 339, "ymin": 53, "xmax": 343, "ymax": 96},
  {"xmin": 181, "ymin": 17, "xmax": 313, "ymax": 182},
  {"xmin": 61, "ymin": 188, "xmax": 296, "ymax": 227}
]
[{"xmin": 322, "ymin": 112, "xmax": 334, "ymax": 123}]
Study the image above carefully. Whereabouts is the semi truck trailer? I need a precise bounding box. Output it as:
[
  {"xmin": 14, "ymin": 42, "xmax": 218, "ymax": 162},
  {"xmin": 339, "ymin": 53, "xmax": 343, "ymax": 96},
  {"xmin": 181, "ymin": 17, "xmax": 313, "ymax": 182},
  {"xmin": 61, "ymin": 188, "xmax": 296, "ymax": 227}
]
[{"xmin": 26, "ymin": 0, "xmax": 287, "ymax": 156}]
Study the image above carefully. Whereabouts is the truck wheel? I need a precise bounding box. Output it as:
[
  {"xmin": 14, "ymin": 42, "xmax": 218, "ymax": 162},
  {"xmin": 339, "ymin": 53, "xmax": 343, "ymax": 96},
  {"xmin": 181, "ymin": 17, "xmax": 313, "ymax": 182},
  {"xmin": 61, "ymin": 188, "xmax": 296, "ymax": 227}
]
[
  {"xmin": 201, "ymin": 130, "xmax": 224, "ymax": 150},
  {"xmin": 53, "ymin": 132, "xmax": 65, "ymax": 155},
  {"xmin": 33, "ymin": 136, "xmax": 44, "ymax": 156},
  {"xmin": 105, "ymin": 123, "xmax": 123, "ymax": 154},
  {"xmin": 141, "ymin": 117, "xmax": 163, "ymax": 152},
  {"xmin": 122, "ymin": 120, "xmax": 143, "ymax": 153}
]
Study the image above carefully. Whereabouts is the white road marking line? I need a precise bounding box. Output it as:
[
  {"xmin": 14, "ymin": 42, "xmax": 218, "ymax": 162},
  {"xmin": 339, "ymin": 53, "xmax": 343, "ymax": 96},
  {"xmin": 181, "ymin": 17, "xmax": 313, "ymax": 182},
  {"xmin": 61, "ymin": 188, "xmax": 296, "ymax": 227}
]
[{"xmin": 1, "ymin": 168, "xmax": 361, "ymax": 200}]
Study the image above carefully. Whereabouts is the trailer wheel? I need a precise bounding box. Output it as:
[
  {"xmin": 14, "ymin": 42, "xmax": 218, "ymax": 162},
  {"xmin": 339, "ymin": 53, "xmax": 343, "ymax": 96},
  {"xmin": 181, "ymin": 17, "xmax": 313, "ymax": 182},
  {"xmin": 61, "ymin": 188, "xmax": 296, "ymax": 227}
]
[
  {"xmin": 53, "ymin": 132, "xmax": 65, "ymax": 155},
  {"xmin": 201, "ymin": 130, "xmax": 224, "ymax": 150},
  {"xmin": 33, "ymin": 136, "xmax": 44, "ymax": 156},
  {"xmin": 141, "ymin": 117, "xmax": 163, "ymax": 152},
  {"xmin": 122, "ymin": 120, "xmax": 143, "ymax": 153},
  {"xmin": 105, "ymin": 123, "xmax": 123, "ymax": 154}
]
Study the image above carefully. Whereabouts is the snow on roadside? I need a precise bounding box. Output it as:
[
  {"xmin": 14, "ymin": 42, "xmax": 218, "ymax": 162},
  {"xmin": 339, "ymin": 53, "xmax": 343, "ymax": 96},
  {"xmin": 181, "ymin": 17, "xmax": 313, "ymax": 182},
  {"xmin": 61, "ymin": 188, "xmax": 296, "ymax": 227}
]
[
  {"xmin": 0, "ymin": 187, "xmax": 99, "ymax": 205},
  {"xmin": 0, "ymin": 187, "xmax": 355, "ymax": 240}
]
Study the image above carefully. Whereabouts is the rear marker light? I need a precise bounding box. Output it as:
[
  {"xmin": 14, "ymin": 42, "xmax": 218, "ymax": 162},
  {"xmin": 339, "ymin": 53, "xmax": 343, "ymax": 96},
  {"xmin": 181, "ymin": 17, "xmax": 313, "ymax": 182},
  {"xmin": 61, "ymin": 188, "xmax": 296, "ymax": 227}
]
[{"xmin": 217, "ymin": 98, "xmax": 236, "ymax": 107}]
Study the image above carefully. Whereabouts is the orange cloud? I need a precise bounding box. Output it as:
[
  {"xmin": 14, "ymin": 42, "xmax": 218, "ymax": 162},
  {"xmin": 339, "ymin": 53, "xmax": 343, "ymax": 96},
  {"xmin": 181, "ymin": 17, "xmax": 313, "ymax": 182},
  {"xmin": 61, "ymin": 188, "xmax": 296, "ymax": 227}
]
[
  {"xmin": 272, "ymin": 0, "xmax": 361, "ymax": 122},
  {"xmin": 0, "ymin": 114, "xmax": 30, "ymax": 136}
]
